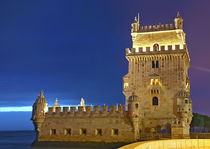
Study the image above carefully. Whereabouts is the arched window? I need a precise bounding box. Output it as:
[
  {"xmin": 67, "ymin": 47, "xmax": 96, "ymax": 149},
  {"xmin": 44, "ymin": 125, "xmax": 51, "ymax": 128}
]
[
  {"xmin": 153, "ymin": 43, "xmax": 159, "ymax": 51},
  {"xmin": 152, "ymin": 97, "xmax": 158, "ymax": 106},
  {"xmin": 135, "ymin": 103, "xmax": 139, "ymax": 109},
  {"xmin": 152, "ymin": 60, "xmax": 159, "ymax": 68},
  {"xmin": 152, "ymin": 61, "xmax": 155, "ymax": 68},
  {"xmin": 156, "ymin": 61, "xmax": 159, "ymax": 68}
]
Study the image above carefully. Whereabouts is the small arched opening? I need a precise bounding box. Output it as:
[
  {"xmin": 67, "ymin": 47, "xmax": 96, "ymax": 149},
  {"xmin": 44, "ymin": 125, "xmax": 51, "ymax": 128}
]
[
  {"xmin": 153, "ymin": 43, "xmax": 160, "ymax": 51},
  {"xmin": 152, "ymin": 97, "xmax": 158, "ymax": 106}
]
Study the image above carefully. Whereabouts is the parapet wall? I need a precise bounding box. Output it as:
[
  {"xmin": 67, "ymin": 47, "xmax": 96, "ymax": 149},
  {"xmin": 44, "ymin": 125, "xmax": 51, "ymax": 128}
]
[
  {"xmin": 46, "ymin": 105, "xmax": 126, "ymax": 117},
  {"xmin": 135, "ymin": 24, "xmax": 175, "ymax": 33},
  {"xmin": 120, "ymin": 139, "xmax": 210, "ymax": 149},
  {"xmin": 126, "ymin": 44, "xmax": 187, "ymax": 55}
]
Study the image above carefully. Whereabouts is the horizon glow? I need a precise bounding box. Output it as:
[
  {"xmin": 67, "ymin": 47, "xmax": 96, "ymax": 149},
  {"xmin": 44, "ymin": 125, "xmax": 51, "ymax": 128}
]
[
  {"xmin": 0, "ymin": 105, "xmax": 88, "ymax": 112},
  {"xmin": 0, "ymin": 106, "xmax": 32, "ymax": 112}
]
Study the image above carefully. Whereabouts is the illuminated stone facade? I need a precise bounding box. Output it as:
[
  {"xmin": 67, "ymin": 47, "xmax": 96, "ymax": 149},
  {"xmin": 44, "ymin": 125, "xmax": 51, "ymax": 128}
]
[
  {"xmin": 32, "ymin": 90, "xmax": 135, "ymax": 142},
  {"xmin": 31, "ymin": 13, "xmax": 192, "ymax": 143},
  {"xmin": 123, "ymin": 12, "xmax": 192, "ymax": 139}
]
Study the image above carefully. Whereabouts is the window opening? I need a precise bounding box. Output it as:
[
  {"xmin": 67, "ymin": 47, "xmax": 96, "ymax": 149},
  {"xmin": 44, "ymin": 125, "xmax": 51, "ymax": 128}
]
[
  {"xmin": 80, "ymin": 128, "xmax": 87, "ymax": 135},
  {"xmin": 95, "ymin": 129, "xmax": 102, "ymax": 136},
  {"xmin": 135, "ymin": 104, "xmax": 138, "ymax": 109},
  {"xmin": 156, "ymin": 61, "xmax": 159, "ymax": 68},
  {"xmin": 124, "ymin": 83, "xmax": 128, "ymax": 89},
  {"xmin": 152, "ymin": 61, "xmax": 155, "ymax": 68},
  {"xmin": 112, "ymin": 129, "xmax": 119, "ymax": 136},
  {"xmin": 152, "ymin": 97, "xmax": 158, "ymax": 106},
  {"xmin": 51, "ymin": 129, "xmax": 56, "ymax": 135},
  {"xmin": 65, "ymin": 129, "xmax": 71, "ymax": 135},
  {"xmin": 153, "ymin": 43, "xmax": 159, "ymax": 51}
]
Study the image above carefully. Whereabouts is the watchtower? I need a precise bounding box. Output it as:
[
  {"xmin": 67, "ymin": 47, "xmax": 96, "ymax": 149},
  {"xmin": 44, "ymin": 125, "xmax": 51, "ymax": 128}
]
[{"xmin": 123, "ymin": 12, "xmax": 192, "ymax": 138}]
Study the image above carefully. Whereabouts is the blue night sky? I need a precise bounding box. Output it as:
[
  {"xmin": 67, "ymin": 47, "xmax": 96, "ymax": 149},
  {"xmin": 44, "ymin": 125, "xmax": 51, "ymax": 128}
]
[{"xmin": 0, "ymin": 0, "xmax": 210, "ymax": 130}]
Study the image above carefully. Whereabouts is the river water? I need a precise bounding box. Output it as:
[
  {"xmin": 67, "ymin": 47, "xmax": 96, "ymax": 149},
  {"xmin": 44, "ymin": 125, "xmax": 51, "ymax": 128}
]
[{"xmin": 0, "ymin": 131, "xmax": 127, "ymax": 149}]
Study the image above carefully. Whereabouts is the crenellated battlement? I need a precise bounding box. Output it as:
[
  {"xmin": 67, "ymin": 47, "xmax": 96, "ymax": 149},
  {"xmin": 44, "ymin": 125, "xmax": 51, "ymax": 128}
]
[
  {"xmin": 134, "ymin": 23, "xmax": 175, "ymax": 33},
  {"xmin": 126, "ymin": 44, "xmax": 187, "ymax": 56},
  {"xmin": 46, "ymin": 105, "xmax": 126, "ymax": 117}
]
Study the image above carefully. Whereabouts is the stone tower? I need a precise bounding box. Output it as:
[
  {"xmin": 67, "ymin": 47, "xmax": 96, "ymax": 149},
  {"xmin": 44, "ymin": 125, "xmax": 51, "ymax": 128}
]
[
  {"xmin": 31, "ymin": 89, "xmax": 48, "ymax": 140},
  {"xmin": 123, "ymin": 13, "xmax": 192, "ymax": 138}
]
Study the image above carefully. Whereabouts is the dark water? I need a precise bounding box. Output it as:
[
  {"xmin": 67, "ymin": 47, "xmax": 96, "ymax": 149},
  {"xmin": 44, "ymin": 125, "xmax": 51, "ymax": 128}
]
[{"xmin": 0, "ymin": 131, "xmax": 128, "ymax": 149}]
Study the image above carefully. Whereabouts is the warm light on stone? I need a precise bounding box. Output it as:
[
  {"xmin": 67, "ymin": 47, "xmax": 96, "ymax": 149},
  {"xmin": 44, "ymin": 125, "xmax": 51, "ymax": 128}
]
[
  {"xmin": 31, "ymin": 12, "xmax": 193, "ymax": 143},
  {"xmin": 120, "ymin": 139, "xmax": 210, "ymax": 149}
]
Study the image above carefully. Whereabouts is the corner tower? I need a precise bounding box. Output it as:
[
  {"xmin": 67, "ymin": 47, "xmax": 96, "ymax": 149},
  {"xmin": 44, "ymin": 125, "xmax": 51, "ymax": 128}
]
[
  {"xmin": 123, "ymin": 13, "xmax": 192, "ymax": 138},
  {"xmin": 31, "ymin": 89, "xmax": 48, "ymax": 141}
]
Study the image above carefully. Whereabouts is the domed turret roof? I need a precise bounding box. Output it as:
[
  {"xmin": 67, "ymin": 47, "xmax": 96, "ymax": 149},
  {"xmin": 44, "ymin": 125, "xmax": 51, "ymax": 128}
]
[
  {"xmin": 35, "ymin": 89, "xmax": 47, "ymax": 103},
  {"xmin": 128, "ymin": 93, "xmax": 139, "ymax": 101},
  {"xmin": 133, "ymin": 17, "xmax": 138, "ymax": 23},
  {"xmin": 176, "ymin": 11, "xmax": 182, "ymax": 18},
  {"xmin": 53, "ymin": 98, "xmax": 60, "ymax": 107}
]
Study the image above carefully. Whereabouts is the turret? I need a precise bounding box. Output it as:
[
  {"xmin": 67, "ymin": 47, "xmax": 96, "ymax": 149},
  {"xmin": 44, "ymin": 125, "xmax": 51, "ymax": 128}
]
[
  {"xmin": 31, "ymin": 89, "xmax": 47, "ymax": 120},
  {"xmin": 127, "ymin": 93, "xmax": 140, "ymax": 140},
  {"xmin": 31, "ymin": 89, "xmax": 47, "ymax": 141},
  {"xmin": 80, "ymin": 97, "xmax": 86, "ymax": 111},
  {"xmin": 174, "ymin": 12, "xmax": 183, "ymax": 29},
  {"xmin": 131, "ymin": 16, "xmax": 139, "ymax": 32},
  {"xmin": 52, "ymin": 98, "xmax": 60, "ymax": 112}
]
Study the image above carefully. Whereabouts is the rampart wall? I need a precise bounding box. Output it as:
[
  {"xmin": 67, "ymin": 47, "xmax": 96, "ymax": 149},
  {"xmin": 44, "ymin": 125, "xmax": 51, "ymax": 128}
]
[
  {"xmin": 37, "ymin": 105, "xmax": 135, "ymax": 143},
  {"xmin": 120, "ymin": 139, "xmax": 210, "ymax": 149},
  {"xmin": 47, "ymin": 105, "xmax": 125, "ymax": 117}
]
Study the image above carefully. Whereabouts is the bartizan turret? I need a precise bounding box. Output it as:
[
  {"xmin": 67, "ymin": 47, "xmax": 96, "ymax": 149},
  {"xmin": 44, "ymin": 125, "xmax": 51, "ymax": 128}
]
[
  {"xmin": 31, "ymin": 89, "xmax": 48, "ymax": 141},
  {"xmin": 174, "ymin": 12, "xmax": 183, "ymax": 29},
  {"xmin": 131, "ymin": 16, "xmax": 139, "ymax": 33},
  {"xmin": 52, "ymin": 98, "xmax": 60, "ymax": 112},
  {"xmin": 128, "ymin": 93, "xmax": 140, "ymax": 140}
]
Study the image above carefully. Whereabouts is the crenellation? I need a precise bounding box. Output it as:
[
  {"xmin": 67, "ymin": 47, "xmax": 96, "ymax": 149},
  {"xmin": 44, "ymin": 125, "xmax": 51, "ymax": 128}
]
[
  {"xmin": 131, "ymin": 48, "xmax": 135, "ymax": 53},
  {"xmin": 137, "ymin": 23, "xmax": 177, "ymax": 33},
  {"xmin": 56, "ymin": 107, "xmax": 61, "ymax": 113},
  {"xmin": 110, "ymin": 106, "xmax": 116, "ymax": 113},
  {"xmin": 139, "ymin": 47, "xmax": 143, "ymax": 52},
  {"xmin": 70, "ymin": 107, "xmax": 76, "ymax": 113},
  {"xmin": 152, "ymin": 25, "xmax": 156, "ymax": 30},
  {"xmin": 85, "ymin": 106, "xmax": 92, "ymax": 112},
  {"xmin": 63, "ymin": 107, "xmax": 69, "ymax": 113},
  {"xmin": 168, "ymin": 45, "xmax": 173, "ymax": 50},
  {"xmin": 46, "ymin": 105, "xmax": 127, "ymax": 117},
  {"xmin": 126, "ymin": 48, "xmax": 131, "ymax": 54},
  {"xmin": 102, "ymin": 105, "xmax": 108, "ymax": 112},
  {"xmin": 118, "ymin": 105, "xmax": 125, "ymax": 113},
  {"xmin": 48, "ymin": 107, "xmax": 53, "ymax": 114},
  {"xmin": 140, "ymin": 26, "xmax": 143, "ymax": 31},
  {"xmin": 126, "ymin": 44, "xmax": 187, "ymax": 56},
  {"xmin": 175, "ymin": 45, "xmax": 180, "ymax": 50},
  {"xmin": 160, "ymin": 46, "xmax": 165, "ymax": 51},
  {"xmin": 78, "ymin": 106, "xmax": 85, "ymax": 113},
  {"xmin": 144, "ymin": 25, "xmax": 148, "ymax": 30},
  {"xmin": 93, "ymin": 106, "xmax": 100, "ymax": 113},
  {"xmin": 149, "ymin": 25, "xmax": 152, "ymax": 30}
]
